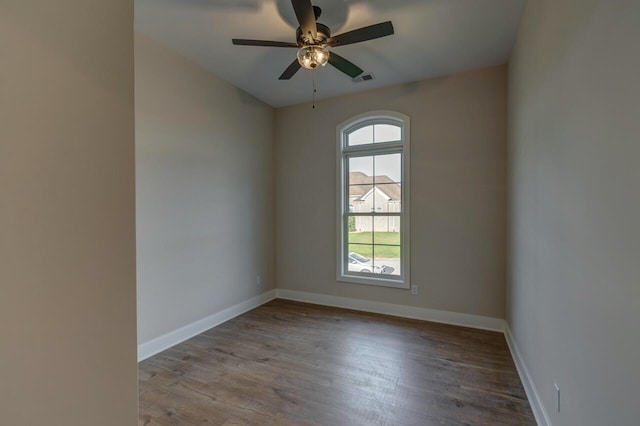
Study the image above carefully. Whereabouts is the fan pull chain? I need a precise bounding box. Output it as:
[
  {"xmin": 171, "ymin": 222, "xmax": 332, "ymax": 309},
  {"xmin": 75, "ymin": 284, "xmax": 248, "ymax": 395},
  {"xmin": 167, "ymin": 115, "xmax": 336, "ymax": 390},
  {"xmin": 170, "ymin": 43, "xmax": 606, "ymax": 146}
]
[{"xmin": 312, "ymin": 69, "xmax": 316, "ymax": 109}]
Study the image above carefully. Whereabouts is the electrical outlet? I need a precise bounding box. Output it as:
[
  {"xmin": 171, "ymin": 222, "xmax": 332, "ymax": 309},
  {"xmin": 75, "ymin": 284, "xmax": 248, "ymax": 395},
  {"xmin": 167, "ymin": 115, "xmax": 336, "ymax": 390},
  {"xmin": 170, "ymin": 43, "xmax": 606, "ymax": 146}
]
[
  {"xmin": 256, "ymin": 275, "xmax": 261, "ymax": 286},
  {"xmin": 411, "ymin": 285, "xmax": 418, "ymax": 295},
  {"xmin": 554, "ymin": 382, "xmax": 560, "ymax": 412}
]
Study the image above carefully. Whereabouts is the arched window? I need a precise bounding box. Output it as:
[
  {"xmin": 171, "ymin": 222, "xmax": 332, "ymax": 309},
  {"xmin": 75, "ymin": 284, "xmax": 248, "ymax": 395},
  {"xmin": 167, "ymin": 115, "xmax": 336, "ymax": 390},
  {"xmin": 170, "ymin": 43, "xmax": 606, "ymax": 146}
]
[{"xmin": 336, "ymin": 111, "xmax": 410, "ymax": 289}]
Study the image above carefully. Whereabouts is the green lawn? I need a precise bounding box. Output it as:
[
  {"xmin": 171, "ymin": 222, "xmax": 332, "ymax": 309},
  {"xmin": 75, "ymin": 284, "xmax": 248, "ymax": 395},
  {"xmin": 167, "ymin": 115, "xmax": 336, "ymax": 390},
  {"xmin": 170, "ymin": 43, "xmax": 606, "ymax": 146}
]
[{"xmin": 348, "ymin": 232, "xmax": 400, "ymax": 258}]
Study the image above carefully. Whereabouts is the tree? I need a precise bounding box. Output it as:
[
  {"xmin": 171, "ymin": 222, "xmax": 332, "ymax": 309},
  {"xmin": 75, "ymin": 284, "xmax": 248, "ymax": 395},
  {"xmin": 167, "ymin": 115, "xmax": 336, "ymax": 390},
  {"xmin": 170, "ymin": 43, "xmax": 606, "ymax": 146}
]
[{"xmin": 348, "ymin": 216, "xmax": 356, "ymax": 232}]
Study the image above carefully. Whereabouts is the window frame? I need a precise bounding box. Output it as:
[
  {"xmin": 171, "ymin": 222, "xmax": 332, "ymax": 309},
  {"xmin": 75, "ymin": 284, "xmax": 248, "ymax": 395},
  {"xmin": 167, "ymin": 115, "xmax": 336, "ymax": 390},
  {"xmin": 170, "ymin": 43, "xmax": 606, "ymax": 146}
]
[{"xmin": 336, "ymin": 111, "xmax": 410, "ymax": 289}]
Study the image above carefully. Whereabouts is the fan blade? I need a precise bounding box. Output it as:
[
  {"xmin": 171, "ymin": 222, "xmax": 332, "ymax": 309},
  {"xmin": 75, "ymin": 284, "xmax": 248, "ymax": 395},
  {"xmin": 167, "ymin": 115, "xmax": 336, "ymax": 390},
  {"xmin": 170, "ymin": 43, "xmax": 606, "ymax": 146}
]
[
  {"xmin": 232, "ymin": 39, "xmax": 298, "ymax": 48},
  {"xmin": 279, "ymin": 59, "xmax": 302, "ymax": 80},
  {"xmin": 291, "ymin": 0, "xmax": 317, "ymax": 41},
  {"xmin": 327, "ymin": 21, "xmax": 394, "ymax": 47},
  {"xmin": 328, "ymin": 52, "xmax": 364, "ymax": 78}
]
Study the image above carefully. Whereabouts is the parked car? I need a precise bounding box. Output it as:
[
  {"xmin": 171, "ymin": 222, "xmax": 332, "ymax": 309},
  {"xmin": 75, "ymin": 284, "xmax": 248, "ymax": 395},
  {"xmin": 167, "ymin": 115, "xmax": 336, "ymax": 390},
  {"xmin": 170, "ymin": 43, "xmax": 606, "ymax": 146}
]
[{"xmin": 348, "ymin": 252, "xmax": 390, "ymax": 274}]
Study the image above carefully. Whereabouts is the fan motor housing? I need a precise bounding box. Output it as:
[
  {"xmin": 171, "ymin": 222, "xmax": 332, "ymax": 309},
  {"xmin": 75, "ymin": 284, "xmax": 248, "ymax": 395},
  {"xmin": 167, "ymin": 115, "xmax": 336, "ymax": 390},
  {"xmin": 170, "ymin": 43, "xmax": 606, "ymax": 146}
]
[{"xmin": 297, "ymin": 23, "xmax": 331, "ymax": 45}]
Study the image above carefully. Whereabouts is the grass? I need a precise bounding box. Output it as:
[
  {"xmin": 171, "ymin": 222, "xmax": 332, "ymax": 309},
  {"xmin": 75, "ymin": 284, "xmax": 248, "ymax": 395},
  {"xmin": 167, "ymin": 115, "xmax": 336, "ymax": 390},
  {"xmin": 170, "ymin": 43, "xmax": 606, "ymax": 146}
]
[{"xmin": 348, "ymin": 232, "xmax": 400, "ymax": 258}]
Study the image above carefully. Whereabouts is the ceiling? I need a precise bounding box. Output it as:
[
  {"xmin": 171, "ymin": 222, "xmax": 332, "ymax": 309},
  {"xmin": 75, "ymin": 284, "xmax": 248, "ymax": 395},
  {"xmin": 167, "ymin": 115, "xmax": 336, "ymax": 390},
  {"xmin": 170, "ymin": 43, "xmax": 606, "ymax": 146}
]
[{"xmin": 135, "ymin": 0, "xmax": 525, "ymax": 107}]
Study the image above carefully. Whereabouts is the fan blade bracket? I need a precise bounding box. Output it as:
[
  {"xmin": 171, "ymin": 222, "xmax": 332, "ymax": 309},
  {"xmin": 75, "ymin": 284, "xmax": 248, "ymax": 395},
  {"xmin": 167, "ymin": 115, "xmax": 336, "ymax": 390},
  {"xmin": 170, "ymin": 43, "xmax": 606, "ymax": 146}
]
[{"xmin": 291, "ymin": 0, "xmax": 318, "ymax": 42}]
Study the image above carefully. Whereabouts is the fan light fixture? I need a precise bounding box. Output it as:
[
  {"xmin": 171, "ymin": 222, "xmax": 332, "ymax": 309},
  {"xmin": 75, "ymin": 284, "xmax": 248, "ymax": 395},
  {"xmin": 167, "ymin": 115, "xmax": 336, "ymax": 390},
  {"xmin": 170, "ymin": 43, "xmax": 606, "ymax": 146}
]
[
  {"xmin": 297, "ymin": 45, "xmax": 329, "ymax": 69},
  {"xmin": 231, "ymin": 0, "xmax": 395, "ymax": 80}
]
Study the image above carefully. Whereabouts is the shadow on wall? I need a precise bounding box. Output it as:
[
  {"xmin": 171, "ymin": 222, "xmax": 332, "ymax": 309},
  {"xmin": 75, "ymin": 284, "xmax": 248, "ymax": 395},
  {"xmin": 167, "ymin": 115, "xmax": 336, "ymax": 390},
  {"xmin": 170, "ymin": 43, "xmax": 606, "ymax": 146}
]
[
  {"xmin": 511, "ymin": 0, "xmax": 598, "ymax": 95},
  {"xmin": 150, "ymin": 0, "xmax": 262, "ymax": 12},
  {"xmin": 275, "ymin": 0, "xmax": 425, "ymax": 33},
  {"xmin": 234, "ymin": 86, "xmax": 269, "ymax": 106}
]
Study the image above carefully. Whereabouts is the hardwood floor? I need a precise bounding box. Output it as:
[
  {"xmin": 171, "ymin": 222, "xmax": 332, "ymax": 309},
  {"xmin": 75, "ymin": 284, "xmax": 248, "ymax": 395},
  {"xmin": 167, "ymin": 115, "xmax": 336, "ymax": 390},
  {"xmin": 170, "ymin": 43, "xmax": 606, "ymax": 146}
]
[{"xmin": 138, "ymin": 299, "xmax": 535, "ymax": 426}]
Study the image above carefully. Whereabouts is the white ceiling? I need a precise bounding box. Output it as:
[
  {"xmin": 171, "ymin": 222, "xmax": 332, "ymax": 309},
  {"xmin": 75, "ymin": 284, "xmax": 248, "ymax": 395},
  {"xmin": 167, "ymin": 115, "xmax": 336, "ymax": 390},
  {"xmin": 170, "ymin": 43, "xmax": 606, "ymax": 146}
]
[{"xmin": 135, "ymin": 0, "xmax": 525, "ymax": 107}]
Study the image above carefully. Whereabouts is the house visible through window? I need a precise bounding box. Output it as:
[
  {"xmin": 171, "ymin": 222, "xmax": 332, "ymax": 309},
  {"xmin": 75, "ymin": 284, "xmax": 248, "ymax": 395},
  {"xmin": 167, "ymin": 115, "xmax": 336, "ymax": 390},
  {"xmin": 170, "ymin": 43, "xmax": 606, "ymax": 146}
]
[{"xmin": 336, "ymin": 111, "xmax": 410, "ymax": 289}]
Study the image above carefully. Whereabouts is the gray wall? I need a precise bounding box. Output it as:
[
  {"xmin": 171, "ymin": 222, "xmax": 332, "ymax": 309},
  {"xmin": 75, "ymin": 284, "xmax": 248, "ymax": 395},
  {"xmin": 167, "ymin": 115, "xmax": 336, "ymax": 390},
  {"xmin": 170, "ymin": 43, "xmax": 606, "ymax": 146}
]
[
  {"xmin": 507, "ymin": 1, "xmax": 640, "ymax": 425},
  {"xmin": 276, "ymin": 66, "xmax": 507, "ymax": 319},
  {"xmin": 135, "ymin": 34, "xmax": 276, "ymax": 345},
  {"xmin": 0, "ymin": 1, "xmax": 138, "ymax": 425}
]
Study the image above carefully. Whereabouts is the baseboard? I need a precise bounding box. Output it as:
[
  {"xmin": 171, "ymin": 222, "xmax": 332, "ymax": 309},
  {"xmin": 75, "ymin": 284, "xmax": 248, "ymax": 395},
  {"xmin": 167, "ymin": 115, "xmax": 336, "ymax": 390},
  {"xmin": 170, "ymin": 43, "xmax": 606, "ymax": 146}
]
[
  {"xmin": 275, "ymin": 289, "xmax": 505, "ymax": 332},
  {"xmin": 505, "ymin": 324, "xmax": 551, "ymax": 426},
  {"xmin": 137, "ymin": 289, "xmax": 277, "ymax": 362}
]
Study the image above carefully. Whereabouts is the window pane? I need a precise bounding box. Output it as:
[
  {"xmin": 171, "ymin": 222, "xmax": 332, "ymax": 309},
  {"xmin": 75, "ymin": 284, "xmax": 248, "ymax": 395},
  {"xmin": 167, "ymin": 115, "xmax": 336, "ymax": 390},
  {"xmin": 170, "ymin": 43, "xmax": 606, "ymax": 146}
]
[
  {"xmin": 349, "ymin": 156, "xmax": 374, "ymax": 213},
  {"xmin": 373, "ymin": 225, "xmax": 401, "ymax": 245},
  {"xmin": 348, "ymin": 125, "xmax": 373, "ymax": 146},
  {"xmin": 373, "ymin": 221, "xmax": 401, "ymax": 276},
  {"xmin": 373, "ymin": 247, "xmax": 401, "ymax": 276},
  {"xmin": 374, "ymin": 124, "xmax": 401, "ymax": 143},
  {"xmin": 349, "ymin": 156, "xmax": 373, "ymax": 180},
  {"xmin": 347, "ymin": 244, "xmax": 374, "ymax": 273},
  {"xmin": 349, "ymin": 185, "xmax": 371, "ymax": 213},
  {"xmin": 373, "ymin": 183, "xmax": 402, "ymax": 213},
  {"xmin": 374, "ymin": 153, "xmax": 401, "ymax": 183},
  {"xmin": 347, "ymin": 216, "xmax": 372, "ymax": 242}
]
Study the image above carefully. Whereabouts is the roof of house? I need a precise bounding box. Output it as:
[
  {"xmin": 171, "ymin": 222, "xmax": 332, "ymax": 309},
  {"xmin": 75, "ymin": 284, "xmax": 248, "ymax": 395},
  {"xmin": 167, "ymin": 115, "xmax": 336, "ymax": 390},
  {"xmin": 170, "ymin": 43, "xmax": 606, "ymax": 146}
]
[{"xmin": 349, "ymin": 172, "xmax": 401, "ymax": 201}]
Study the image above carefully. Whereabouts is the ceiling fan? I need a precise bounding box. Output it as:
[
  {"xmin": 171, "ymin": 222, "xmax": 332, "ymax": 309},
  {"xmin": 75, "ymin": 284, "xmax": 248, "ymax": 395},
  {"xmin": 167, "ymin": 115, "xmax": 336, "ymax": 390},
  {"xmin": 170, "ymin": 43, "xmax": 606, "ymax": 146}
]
[{"xmin": 232, "ymin": 0, "xmax": 395, "ymax": 80}]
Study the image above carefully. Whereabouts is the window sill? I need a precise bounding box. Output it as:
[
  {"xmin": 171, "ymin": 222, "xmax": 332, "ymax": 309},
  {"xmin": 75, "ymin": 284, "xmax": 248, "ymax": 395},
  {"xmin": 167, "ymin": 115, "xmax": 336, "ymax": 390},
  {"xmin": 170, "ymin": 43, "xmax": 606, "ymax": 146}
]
[{"xmin": 337, "ymin": 274, "xmax": 410, "ymax": 289}]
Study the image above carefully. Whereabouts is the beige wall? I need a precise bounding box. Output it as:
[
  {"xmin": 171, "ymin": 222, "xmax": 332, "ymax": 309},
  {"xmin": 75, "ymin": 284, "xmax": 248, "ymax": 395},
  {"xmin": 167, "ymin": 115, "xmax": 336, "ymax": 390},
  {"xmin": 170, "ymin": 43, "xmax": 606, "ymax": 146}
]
[
  {"xmin": 0, "ymin": 1, "xmax": 138, "ymax": 425},
  {"xmin": 276, "ymin": 66, "xmax": 507, "ymax": 318},
  {"xmin": 135, "ymin": 34, "xmax": 276, "ymax": 345},
  {"xmin": 508, "ymin": 0, "xmax": 640, "ymax": 425}
]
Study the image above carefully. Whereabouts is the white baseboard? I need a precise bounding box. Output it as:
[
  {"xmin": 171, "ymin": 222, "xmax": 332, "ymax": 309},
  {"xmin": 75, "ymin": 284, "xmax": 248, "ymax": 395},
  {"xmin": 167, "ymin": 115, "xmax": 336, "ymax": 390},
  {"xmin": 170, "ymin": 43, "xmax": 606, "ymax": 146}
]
[
  {"xmin": 505, "ymin": 324, "xmax": 551, "ymax": 426},
  {"xmin": 137, "ymin": 289, "xmax": 277, "ymax": 362},
  {"xmin": 275, "ymin": 289, "xmax": 505, "ymax": 332}
]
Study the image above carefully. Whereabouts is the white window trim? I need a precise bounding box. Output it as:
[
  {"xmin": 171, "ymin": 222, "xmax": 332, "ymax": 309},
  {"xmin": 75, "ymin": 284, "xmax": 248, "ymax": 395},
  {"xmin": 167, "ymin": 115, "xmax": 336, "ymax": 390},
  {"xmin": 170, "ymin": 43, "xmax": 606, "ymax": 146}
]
[{"xmin": 336, "ymin": 111, "xmax": 410, "ymax": 289}]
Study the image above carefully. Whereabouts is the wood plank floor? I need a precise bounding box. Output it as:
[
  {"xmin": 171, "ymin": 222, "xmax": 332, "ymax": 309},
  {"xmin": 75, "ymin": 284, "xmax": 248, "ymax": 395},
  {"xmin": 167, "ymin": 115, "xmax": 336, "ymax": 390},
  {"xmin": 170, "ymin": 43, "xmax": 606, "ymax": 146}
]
[{"xmin": 139, "ymin": 299, "xmax": 535, "ymax": 426}]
